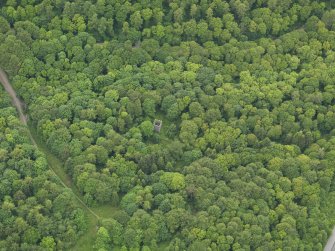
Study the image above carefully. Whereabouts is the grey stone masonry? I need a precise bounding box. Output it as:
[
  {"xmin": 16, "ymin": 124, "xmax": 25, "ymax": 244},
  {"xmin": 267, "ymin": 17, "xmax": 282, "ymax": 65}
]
[{"xmin": 153, "ymin": 119, "xmax": 162, "ymax": 132}]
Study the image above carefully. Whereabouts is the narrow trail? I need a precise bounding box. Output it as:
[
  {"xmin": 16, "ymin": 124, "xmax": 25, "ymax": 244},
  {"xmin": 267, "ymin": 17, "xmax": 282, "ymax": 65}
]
[
  {"xmin": 324, "ymin": 228, "xmax": 335, "ymax": 251},
  {"xmin": 0, "ymin": 70, "xmax": 101, "ymax": 241},
  {"xmin": 0, "ymin": 69, "xmax": 28, "ymax": 126}
]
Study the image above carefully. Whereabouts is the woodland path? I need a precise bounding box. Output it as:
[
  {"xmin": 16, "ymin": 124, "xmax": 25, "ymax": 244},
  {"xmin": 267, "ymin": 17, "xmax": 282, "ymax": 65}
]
[
  {"xmin": 0, "ymin": 69, "xmax": 102, "ymax": 249},
  {"xmin": 0, "ymin": 69, "xmax": 99, "ymax": 219},
  {"xmin": 324, "ymin": 228, "xmax": 335, "ymax": 251}
]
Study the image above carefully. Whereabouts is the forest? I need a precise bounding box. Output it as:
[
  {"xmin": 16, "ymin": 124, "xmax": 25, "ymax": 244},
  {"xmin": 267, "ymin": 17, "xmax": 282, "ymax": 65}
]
[{"xmin": 1, "ymin": 0, "xmax": 335, "ymax": 250}]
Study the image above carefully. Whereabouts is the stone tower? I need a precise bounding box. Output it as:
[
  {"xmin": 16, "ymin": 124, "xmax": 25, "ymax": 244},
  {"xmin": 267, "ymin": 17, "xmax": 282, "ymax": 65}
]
[{"xmin": 153, "ymin": 119, "xmax": 162, "ymax": 132}]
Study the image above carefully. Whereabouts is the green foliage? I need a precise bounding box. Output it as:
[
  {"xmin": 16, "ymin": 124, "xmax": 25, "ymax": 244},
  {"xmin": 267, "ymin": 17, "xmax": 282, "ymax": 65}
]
[
  {"xmin": 94, "ymin": 227, "xmax": 111, "ymax": 251},
  {"xmin": 140, "ymin": 120, "xmax": 154, "ymax": 138},
  {"xmin": 160, "ymin": 172, "xmax": 186, "ymax": 191},
  {"xmin": 2, "ymin": 0, "xmax": 335, "ymax": 250},
  {"xmin": 40, "ymin": 236, "xmax": 56, "ymax": 251}
]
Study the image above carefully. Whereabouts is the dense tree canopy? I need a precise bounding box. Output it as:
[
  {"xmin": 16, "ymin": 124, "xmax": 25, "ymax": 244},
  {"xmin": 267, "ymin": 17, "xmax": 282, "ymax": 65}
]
[{"xmin": 1, "ymin": 0, "xmax": 335, "ymax": 250}]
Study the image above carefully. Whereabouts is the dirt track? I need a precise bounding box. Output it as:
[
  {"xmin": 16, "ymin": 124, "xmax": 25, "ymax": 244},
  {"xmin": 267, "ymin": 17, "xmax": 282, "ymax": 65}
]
[
  {"xmin": 0, "ymin": 69, "xmax": 27, "ymax": 125},
  {"xmin": 325, "ymin": 228, "xmax": 335, "ymax": 251},
  {"xmin": 0, "ymin": 69, "xmax": 100, "ymax": 220}
]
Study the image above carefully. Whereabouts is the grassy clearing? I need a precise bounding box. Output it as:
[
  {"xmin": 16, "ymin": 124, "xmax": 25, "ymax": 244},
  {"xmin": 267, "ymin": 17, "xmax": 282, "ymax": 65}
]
[{"xmin": 91, "ymin": 203, "xmax": 121, "ymax": 219}]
